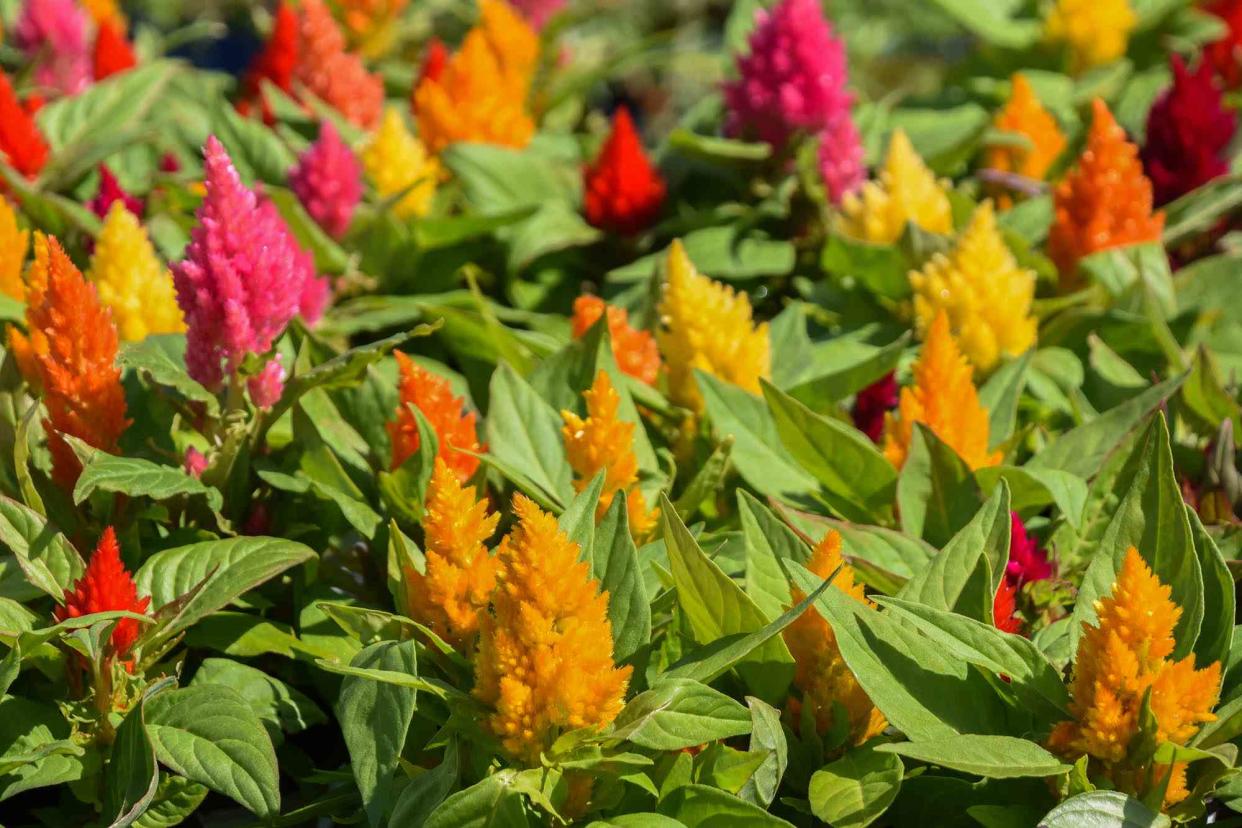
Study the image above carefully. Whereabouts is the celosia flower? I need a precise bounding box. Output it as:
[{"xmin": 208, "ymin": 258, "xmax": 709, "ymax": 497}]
[
  {"xmin": 474, "ymin": 493, "xmax": 631, "ymax": 765},
  {"xmin": 478, "ymin": 0, "xmax": 539, "ymax": 94},
  {"xmin": 295, "ymin": 0, "xmax": 383, "ymax": 129},
  {"xmin": 835, "ymin": 129, "xmax": 953, "ymax": 245},
  {"xmin": 571, "ymin": 295, "xmax": 660, "ymax": 385},
  {"xmin": 1047, "ymin": 99, "xmax": 1164, "ymax": 288},
  {"xmin": 247, "ymin": 354, "xmax": 285, "ymax": 409},
  {"xmin": 404, "ymin": 457, "xmax": 499, "ymax": 648},
  {"xmin": 818, "ymin": 116, "xmax": 866, "ymax": 206},
  {"xmin": 883, "ymin": 311, "xmax": 1000, "ymax": 471},
  {"xmin": 1008, "ymin": 512, "xmax": 1053, "ymax": 586},
  {"xmin": 510, "ymin": 0, "xmax": 565, "ymax": 29},
  {"xmin": 561, "ymin": 371, "xmax": 658, "ymax": 538},
  {"xmin": 658, "ymin": 240, "xmax": 770, "ymax": 413},
  {"xmin": 388, "ymin": 352, "xmax": 482, "ymax": 481},
  {"xmin": 984, "ymin": 74, "xmax": 1067, "ymax": 192},
  {"xmin": 184, "ymin": 446, "xmax": 207, "ymax": 479},
  {"xmin": 53, "ymin": 527, "xmax": 150, "ymax": 657},
  {"xmin": 1206, "ymin": 0, "xmax": 1242, "ymax": 87},
  {"xmin": 80, "ymin": 0, "xmax": 124, "ymax": 28},
  {"xmin": 15, "ymin": 0, "xmax": 91, "ymax": 96},
  {"xmin": 1048, "ymin": 548, "xmax": 1221, "ymax": 808},
  {"xmin": 783, "ymin": 530, "xmax": 886, "ymax": 743},
  {"xmin": 93, "ymin": 20, "xmax": 136, "ymax": 81},
  {"xmin": 361, "ymin": 107, "xmax": 440, "ymax": 219},
  {"xmin": 88, "ymin": 165, "xmax": 142, "ymax": 220},
  {"xmin": 0, "ymin": 70, "xmax": 50, "ymax": 179},
  {"xmin": 0, "ymin": 197, "xmax": 29, "ymax": 301},
  {"xmin": 238, "ymin": 1, "xmax": 299, "ymax": 123},
  {"xmin": 289, "ymin": 121, "xmax": 362, "ymax": 239},
  {"xmin": 851, "ymin": 371, "xmax": 898, "ymax": 444},
  {"xmin": 909, "ymin": 201, "xmax": 1037, "ymax": 374},
  {"xmin": 1142, "ymin": 56, "xmax": 1237, "ymax": 206},
  {"xmin": 1044, "ymin": 0, "xmax": 1136, "ymax": 73},
  {"xmin": 993, "ymin": 578, "xmax": 1022, "ymax": 634},
  {"xmin": 418, "ymin": 38, "xmax": 448, "ymax": 85},
  {"xmin": 583, "ymin": 107, "xmax": 666, "ymax": 236},
  {"xmin": 172, "ymin": 136, "xmax": 306, "ymax": 392},
  {"xmin": 335, "ymin": 0, "xmax": 408, "ymax": 58},
  {"xmin": 256, "ymin": 197, "xmax": 331, "ymax": 324},
  {"xmin": 87, "ymin": 202, "xmax": 184, "ymax": 342},
  {"xmin": 10, "ymin": 234, "xmax": 129, "ymax": 489}
]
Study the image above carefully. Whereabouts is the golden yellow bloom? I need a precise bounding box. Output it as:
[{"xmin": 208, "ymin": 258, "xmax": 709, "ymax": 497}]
[
  {"xmin": 883, "ymin": 311, "xmax": 1001, "ymax": 470},
  {"xmin": 334, "ymin": 0, "xmax": 407, "ymax": 58},
  {"xmin": 1045, "ymin": 0, "xmax": 1136, "ymax": 73},
  {"xmin": 835, "ymin": 129, "xmax": 953, "ymax": 245},
  {"xmin": 985, "ymin": 74, "xmax": 1067, "ymax": 191},
  {"xmin": 658, "ymin": 239, "xmax": 770, "ymax": 413},
  {"xmin": 561, "ymin": 370, "xmax": 658, "ymax": 538},
  {"xmin": 474, "ymin": 494, "xmax": 632, "ymax": 765},
  {"xmin": 361, "ymin": 107, "xmax": 440, "ymax": 219},
  {"xmin": 909, "ymin": 201, "xmax": 1036, "ymax": 374},
  {"xmin": 80, "ymin": 0, "xmax": 125, "ymax": 27},
  {"xmin": 783, "ymin": 530, "xmax": 886, "ymax": 744},
  {"xmin": 1048, "ymin": 548, "xmax": 1221, "ymax": 808},
  {"xmin": 405, "ymin": 458, "xmax": 499, "ymax": 649},
  {"xmin": 478, "ymin": 0, "xmax": 538, "ymax": 97},
  {"xmin": 86, "ymin": 203, "xmax": 185, "ymax": 342},
  {"xmin": 0, "ymin": 197, "xmax": 29, "ymax": 301}
]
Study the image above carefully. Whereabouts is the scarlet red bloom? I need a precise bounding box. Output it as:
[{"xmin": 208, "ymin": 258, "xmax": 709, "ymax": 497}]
[
  {"xmin": 1007, "ymin": 512, "xmax": 1053, "ymax": 586},
  {"xmin": 993, "ymin": 578, "xmax": 1022, "ymax": 634},
  {"xmin": 54, "ymin": 528, "xmax": 150, "ymax": 657},
  {"xmin": 88, "ymin": 165, "xmax": 143, "ymax": 219},
  {"xmin": 419, "ymin": 38, "xmax": 448, "ymax": 86},
  {"xmin": 239, "ymin": 1, "xmax": 299, "ymax": 123},
  {"xmin": 583, "ymin": 107, "xmax": 666, "ymax": 236},
  {"xmin": 851, "ymin": 371, "xmax": 898, "ymax": 443},
  {"xmin": 388, "ymin": 352, "xmax": 483, "ymax": 481},
  {"xmin": 93, "ymin": 20, "xmax": 136, "ymax": 80},
  {"xmin": 1206, "ymin": 0, "xmax": 1242, "ymax": 88},
  {"xmin": 1142, "ymin": 56, "xmax": 1236, "ymax": 206},
  {"xmin": 571, "ymin": 295, "xmax": 661, "ymax": 385},
  {"xmin": 0, "ymin": 70, "xmax": 49, "ymax": 179}
]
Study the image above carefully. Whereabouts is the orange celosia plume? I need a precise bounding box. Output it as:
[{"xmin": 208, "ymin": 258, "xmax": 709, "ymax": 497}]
[
  {"xmin": 883, "ymin": 311, "xmax": 1000, "ymax": 471},
  {"xmin": 783, "ymin": 531, "xmax": 886, "ymax": 744},
  {"xmin": 473, "ymin": 494, "xmax": 631, "ymax": 765},
  {"xmin": 404, "ymin": 458, "xmax": 499, "ymax": 648},
  {"xmin": 296, "ymin": 0, "xmax": 384, "ymax": 129},
  {"xmin": 571, "ymin": 296, "xmax": 661, "ymax": 386},
  {"xmin": 10, "ymin": 234, "xmax": 129, "ymax": 489},
  {"xmin": 985, "ymin": 74, "xmax": 1066, "ymax": 197},
  {"xmin": 561, "ymin": 370, "xmax": 658, "ymax": 537},
  {"xmin": 1048, "ymin": 548, "xmax": 1220, "ymax": 808},
  {"xmin": 387, "ymin": 352, "xmax": 483, "ymax": 481},
  {"xmin": 1047, "ymin": 99, "xmax": 1164, "ymax": 288}
]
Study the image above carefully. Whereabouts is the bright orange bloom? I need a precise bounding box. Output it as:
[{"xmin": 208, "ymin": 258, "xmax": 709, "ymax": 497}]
[
  {"xmin": 296, "ymin": 0, "xmax": 384, "ymax": 129},
  {"xmin": 1048, "ymin": 99, "xmax": 1164, "ymax": 289},
  {"xmin": 0, "ymin": 197, "xmax": 28, "ymax": 300},
  {"xmin": 9, "ymin": 235, "xmax": 129, "ymax": 490},
  {"xmin": 387, "ymin": 352, "xmax": 482, "ymax": 481},
  {"xmin": 883, "ymin": 311, "xmax": 1000, "ymax": 471},
  {"xmin": 474, "ymin": 494, "xmax": 631, "ymax": 765},
  {"xmin": 80, "ymin": 0, "xmax": 125, "ymax": 28},
  {"xmin": 405, "ymin": 458, "xmax": 499, "ymax": 648},
  {"xmin": 985, "ymin": 74, "xmax": 1066, "ymax": 196},
  {"xmin": 561, "ymin": 371, "xmax": 658, "ymax": 538},
  {"xmin": 93, "ymin": 21, "xmax": 137, "ymax": 81},
  {"xmin": 571, "ymin": 295, "xmax": 661, "ymax": 385},
  {"xmin": 410, "ymin": 0, "xmax": 537, "ymax": 154},
  {"xmin": 1048, "ymin": 548, "xmax": 1220, "ymax": 808},
  {"xmin": 54, "ymin": 527, "xmax": 149, "ymax": 657},
  {"xmin": 783, "ymin": 531, "xmax": 886, "ymax": 744}
]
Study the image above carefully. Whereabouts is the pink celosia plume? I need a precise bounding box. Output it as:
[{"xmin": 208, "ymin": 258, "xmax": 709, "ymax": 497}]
[
  {"xmin": 289, "ymin": 121, "xmax": 362, "ymax": 239},
  {"xmin": 15, "ymin": 0, "xmax": 91, "ymax": 96},
  {"xmin": 510, "ymin": 0, "xmax": 566, "ymax": 29},
  {"xmin": 247, "ymin": 354, "xmax": 286, "ymax": 409},
  {"xmin": 818, "ymin": 115, "xmax": 865, "ymax": 205}
]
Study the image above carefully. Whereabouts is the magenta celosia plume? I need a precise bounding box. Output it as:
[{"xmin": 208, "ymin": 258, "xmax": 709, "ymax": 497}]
[
  {"xmin": 89, "ymin": 165, "xmax": 143, "ymax": 219},
  {"xmin": 15, "ymin": 0, "xmax": 91, "ymax": 96},
  {"xmin": 851, "ymin": 371, "xmax": 898, "ymax": 443},
  {"xmin": 289, "ymin": 121, "xmax": 362, "ymax": 239},
  {"xmin": 255, "ymin": 196, "xmax": 331, "ymax": 324},
  {"xmin": 723, "ymin": 0, "xmax": 862, "ymax": 201},
  {"xmin": 510, "ymin": 0, "xmax": 566, "ymax": 29},
  {"xmin": 1142, "ymin": 56, "xmax": 1237, "ymax": 206},
  {"xmin": 173, "ymin": 136, "xmax": 319, "ymax": 392},
  {"xmin": 247, "ymin": 354, "xmax": 286, "ymax": 409}
]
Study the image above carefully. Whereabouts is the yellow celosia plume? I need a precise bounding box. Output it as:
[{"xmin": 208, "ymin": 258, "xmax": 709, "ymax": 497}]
[
  {"xmin": 0, "ymin": 197, "xmax": 29, "ymax": 301},
  {"xmin": 404, "ymin": 457, "xmax": 499, "ymax": 649},
  {"xmin": 909, "ymin": 201, "xmax": 1036, "ymax": 374},
  {"xmin": 561, "ymin": 370, "xmax": 658, "ymax": 538},
  {"xmin": 1048, "ymin": 548, "xmax": 1221, "ymax": 808},
  {"xmin": 783, "ymin": 531, "xmax": 886, "ymax": 744},
  {"xmin": 657, "ymin": 240, "xmax": 770, "ymax": 413},
  {"xmin": 835, "ymin": 129, "xmax": 954, "ymax": 245},
  {"xmin": 362, "ymin": 107, "xmax": 440, "ymax": 219},
  {"xmin": 883, "ymin": 311, "xmax": 1001, "ymax": 470},
  {"xmin": 86, "ymin": 203, "xmax": 185, "ymax": 342},
  {"xmin": 478, "ymin": 0, "xmax": 538, "ymax": 96},
  {"xmin": 985, "ymin": 74, "xmax": 1067, "ymax": 190},
  {"xmin": 473, "ymin": 494, "xmax": 631, "ymax": 765},
  {"xmin": 1044, "ymin": 0, "xmax": 1136, "ymax": 73}
]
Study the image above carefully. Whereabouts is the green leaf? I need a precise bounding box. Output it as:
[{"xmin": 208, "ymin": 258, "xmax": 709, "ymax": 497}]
[
  {"xmin": 739, "ymin": 490, "xmax": 811, "ymax": 618},
  {"xmin": 593, "ymin": 495, "xmax": 650, "ymax": 662},
  {"xmin": 74, "ymin": 454, "xmax": 222, "ymax": 510},
  {"xmin": 1188, "ymin": 511, "xmax": 1235, "ymax": 670},
  {"xmin": 442, "ymin": 143, "xmax": 576, "ymax": 215},
  {"xmin": 0, "ymin": 697, "xmax": 83, "ymax": 800},
  {"xmin": 877, "ymin": 735, "xmax": 1068, "ymax": 779},
  {"xmin": 658, "ymin": 784, "xmax": 793, "ymax": 827},
  {"xmin": 191, "ymin": 658, "xmax": 326, "ymax": 739},
  {"xmin": 808, "ymin": 745, "xmax": 903, "ymax": 828},
  {"xmin": 667, "ymin": 129, "xmax": 772, "ymax": 162},
  {"xmin": 391, "ymin": 741, "xmax": 459, "ymax": 827},
  {"xmin": 1163, "ymin": 174, "xmax": 1242, "ymax": 247},
  {"xmin": 897, "ymin": 425, "xmax": 983, "ymax": 546},
  {"xmin": 145, "ymin": 685, "xmax": 280, "ymax": 817},
  {"xmin": 739, "ymin": 697, "xmax": 786, "ymax": 808},
  {"xmin": 978, "ymin": 351, "xmax": 1031, "ymax": 450},
  {"xmin": 559, "ymin": 471, "xmax": 605, "ymax": 564},
  {"xmin": 1038, "ymin": 791, "xmax": 1171, "ymax": 828},
  {"xmin": 423, "ymin": 770, "xmax": 533, "ymax": 828},
  {"xmin": 104, "ymin": 682, "xmax": 166, "ymax": 828},
  {"xmin": 208, "ymin": 97, "xmax": 296, "ymax": 185},
  {"xmin": 339, "ymin": 640, "xmax": 419, "ymax": 827},
  {"xmin": 0, "ymin": 496, "xmax": 84, "ymax": 601},
  {"xmin": 975, "ymin": 465, "xmax": 1087, "ymax": 528},
  {"xmin": 130, "ymin": 776, "xmax": 207, "ymax": 828},
  {"xmin": 118, "ymin": 335, "xmax": 219, "ymax": 416},
  {"xmin": 661, "ymin": 494, "xmax": 795, "ymax": 704},
  {"xmin": 820, "ymin": 234, "xmax": 911, "ymax": 301},
  {"xmin": 486, "ymin": 362, "xmax": 573, "ymax": 508},
  {"xmin": 611, "ymin": 679, "xmax": 752, "ymax": 750},
  {"xmin": 1079, "ymin": 244, "xmax": 1175, "ymax": 318},
  {"xmin": 787, "ymin": 332, "xmax": 909, "ymax": 410}
]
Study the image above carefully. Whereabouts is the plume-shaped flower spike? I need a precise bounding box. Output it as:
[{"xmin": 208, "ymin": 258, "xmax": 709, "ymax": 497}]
[
  {"xmin": 54, "ymin": 527, "xmax": 150, "ymax": 657},
  {"xmin": 984, "ymin": 74, "xmax": 1066, "ymax": 197},
  {"xmin": 92, "ymin": 20, "xmax": 137, "ymax": 81},
  {"xmin": 295, "ymin": 0, "xmax": 383, "ymax": 129},
  {"xmin": 387, "ymin": 352, "xmax": 483, "ymax": 481},
  {"xmin": 1044, "ymin": 0, "xmax": 1136, "ymax": 73},
  {"xmin": 290, "ymin": 121, "xmax": 363, "ymax": 239},
  {"xmin": 88, "ymin": 165, "xmax": 142, "ymax": 220},
  {"xmin": 239, "ymin": 1, "xmax": 299, "ymax": 122},
  {"xmin": 474, "ymin": 494, "xmax": 632, "ymax": 765},
  {"xmin": 362, "ymin": 107, "xmax": 440, "ymax": 219},
  {"xmin": 835, "ymin": 129, "xmax": 953, "ymax": 245},
  {"xmin": 0, "ymin": 198, "xmax": 29, "ymax": 301},
  {"xmin": 88, "ymin": 202, "xmax": 185, "ymax": 342},
  {"xmin": 15, "ymin": 0, "xmax": 91, "ymax": 96},
  {"xmin": 1206, "ymin": 0, "xmax": 1242, "ymax": 88},
  {"xmin": 0, "ymin": 70, "xmax": 49, "ymax": 179},
  {"xmin": 851, "ymin": 371, "xmax": 898, "ymax": 444},
  {"xmin": 571, "ymin": 295, "xmax": 660, "ymax": 386},
  {"xmin": 583, "ymin": 107, "xmax": 666, "ymax": 236}
]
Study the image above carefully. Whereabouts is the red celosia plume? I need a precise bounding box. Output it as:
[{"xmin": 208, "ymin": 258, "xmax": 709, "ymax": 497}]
[
  {"xmin": 54, "ymin": 527, "xmax": 151, "ymax": 657},
  {"xmin": 583, "ymin": 107, "xmax": 666, "ymax": 236},
  {"xmin": 851, "ymin": 371, "xmax": 899, "ymax": 444},
  {"xmin": 0, "ymin": 70, "xmax": 49, "ymax": 179},
  {"xmin": 93, "ymin": 20, "xmax": 137, "ymax": 80},
  {"xmin": 238, "ymin": 1, "xmax": 299, "ymax": 122}
]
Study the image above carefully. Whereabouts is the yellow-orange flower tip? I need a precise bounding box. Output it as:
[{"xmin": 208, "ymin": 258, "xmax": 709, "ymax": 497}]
[
  {"xmin": 1044, "ymin": 0, "xmax": 1136, "ymax": 74},
  {"xmin": 835, "ymin": 129, "xmax": 954, "ymax": 245},
  {"xmin": 0, "ymin": 196, "xmax": 29, "ymax": 301},
  {"xmin": 388, "ymin": 352, "xmax": 483, "ymax": 481},
  {"xmin": 985, "ymin": 74, "xmax": 1067, "ymax": 191}
]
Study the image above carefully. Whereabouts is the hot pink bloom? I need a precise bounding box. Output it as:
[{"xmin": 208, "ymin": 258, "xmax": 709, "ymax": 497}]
[
  {"xmin": 1007, "ymin": 512, "xmax": 1053, "ymax": 586},
  {"xmin": 247, "ymin": 354, "xmax": 286, "ymax": 409},
  {"xmin": 256, "ymin": 197, "xmax": 330, "ymax": 324},
  {"xmin": 183, "ymin": 446, "xmax": 208, "ymax": 478},
  {"xmin": 510, "ymin": 0, "xmax": 565, "ymax": 29},
  {"xmin": 15, "ymin": 0, "xmax": 91, "ymax": 96},
  {"xmin": 818, "ymin": 115, "xmax": 865, "ymax": 205},
  {"xmin": 88, "ymin": 165, "xmax": 143, "ymax": 219},
  {"xmin": 289, "ymin": 121, "xmax": 362, "ymax": 239}
]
